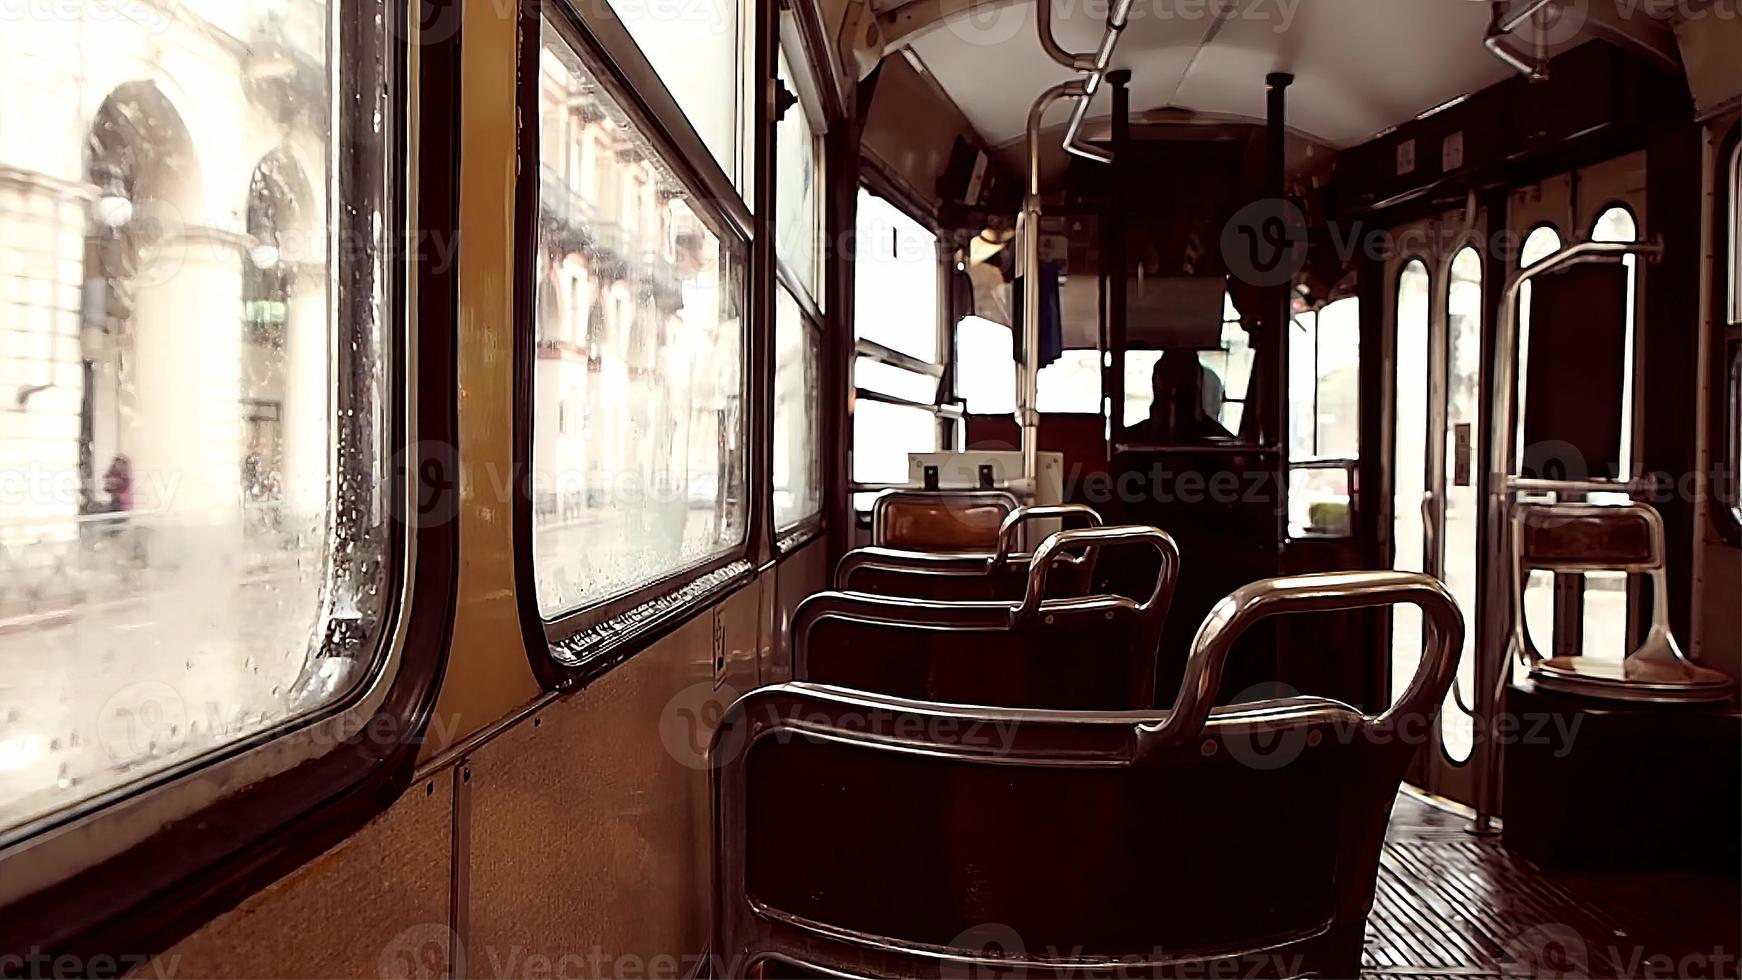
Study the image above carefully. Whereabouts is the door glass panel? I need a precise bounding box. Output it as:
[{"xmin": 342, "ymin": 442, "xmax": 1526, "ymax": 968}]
[
  {"xmin": 1391, "ymin": 260, "xmax": 1431, "ymax": 708},
  {"xmin": 0, "ymin": 0, "xmax": 394, "ymax": 835},
  {"xmin": 1515, "ymin": 226, "xmax": 1562, "ymax": 667},
  {"xmin": 1440, "ymin": 248, "xmax": 1482, "ymax": 762}
]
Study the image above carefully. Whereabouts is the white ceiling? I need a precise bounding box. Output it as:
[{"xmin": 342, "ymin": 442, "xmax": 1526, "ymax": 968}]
[{"xmin": 900, "ymin": 0, "xmax": 1523, "ymax": 150}]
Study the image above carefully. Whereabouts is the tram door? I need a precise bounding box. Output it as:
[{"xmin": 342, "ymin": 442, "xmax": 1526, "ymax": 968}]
[
  {"xmin": 1386, "ymin": 153, "xmax": 1649, "ymax": 805},
  {"xmin": 1499, "ymin": 152, "xmax": 1649, "ymax": 671},
  {"xmin": 1383, "ymin": 207, "xmax": 1489, "ymax": 804}
]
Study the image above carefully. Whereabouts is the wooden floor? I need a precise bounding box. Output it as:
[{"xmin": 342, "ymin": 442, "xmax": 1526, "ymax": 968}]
[{"xmin": 1365, "ymin": 791, "xmax": 1741, "ymax": 979}]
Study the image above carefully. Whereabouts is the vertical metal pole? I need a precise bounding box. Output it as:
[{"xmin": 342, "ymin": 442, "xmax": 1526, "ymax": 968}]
[
  {"xmin": 1020, "ymin": 82, "xmax": 1082, "ymax": 495},
  {"xmin": 1266, "ymin": 73, "xmax": 1293, "ymax": 542},
  {"xmin": 1105, "ymin": 70, "xmax": 1131, "ymax": 457}
]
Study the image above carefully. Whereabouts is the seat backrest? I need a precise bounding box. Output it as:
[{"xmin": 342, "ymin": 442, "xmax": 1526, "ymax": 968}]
[
  {"xmin": 1511, "ymin": 501, "xmax": 1670, "ymax": 662},
  {"xmin": 870, "ymin": 489, "xmax": 1018, "ymax": 552},
  {"xmin": 714, "ymin": 571, "xmax": 1463, "ymax": 979},
  {"xmin": 837, "ymin": 504, "xmax": 1103, "ymax": 602},
  {"xmin": 800, "ymin": 526, "xmax": 1179, "ymax": 710}
]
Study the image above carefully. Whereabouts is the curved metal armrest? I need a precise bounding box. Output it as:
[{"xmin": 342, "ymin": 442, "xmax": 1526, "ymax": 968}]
[
  {"xmin": 1146, "ymin": 571, "xmax": 1463, "ymax": 748},
  {"xmin": 835, "ymin": 546, "xmax": 1013, "ymax": 590},
  {"xmin": 992, "ymin": 504, "xmax": 1105, "ymax": 564},
  {"xmin": 1016, "ymin": 525, "xmax": 1180, "ymax": 620}
]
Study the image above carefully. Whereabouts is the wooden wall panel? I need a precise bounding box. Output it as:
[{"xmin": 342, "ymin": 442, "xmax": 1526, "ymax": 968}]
[
  {"xmin": 138, "ymin": 775, "xmax": 454, "ymax": 979},
  {"xmin": 462, "ymin": 591, "xmax": 757, "ymax": 979}
]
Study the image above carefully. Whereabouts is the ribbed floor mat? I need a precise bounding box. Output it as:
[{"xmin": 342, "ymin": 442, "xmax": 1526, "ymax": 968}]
[{"xmin": 1364, "ymin": 796, "xmax": 1632, "ymax": 980}]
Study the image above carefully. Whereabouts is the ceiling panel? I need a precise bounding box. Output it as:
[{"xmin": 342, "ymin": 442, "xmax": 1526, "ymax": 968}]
[{"xmin": 901, "ymin": 0, "xmax": 1520, "ymax": 149}]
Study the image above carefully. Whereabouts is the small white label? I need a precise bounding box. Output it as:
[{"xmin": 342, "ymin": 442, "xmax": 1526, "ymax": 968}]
[
  {"xmin": 1396, "ymin": 139, "xmax": 1417, "ymax": 176},
  {"xmin": 1442, "ymin": 131, "xmax": 1465, "ymax": 172}
]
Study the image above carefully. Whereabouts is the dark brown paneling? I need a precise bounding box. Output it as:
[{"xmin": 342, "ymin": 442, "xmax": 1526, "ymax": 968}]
[
  {"xmin": 1520, "ymin": 263, "xmax": 1631, "ymax": 482},
  {"xmin": 1639, "ymin": 124, "xmax": 1713, "ymax": 645}
]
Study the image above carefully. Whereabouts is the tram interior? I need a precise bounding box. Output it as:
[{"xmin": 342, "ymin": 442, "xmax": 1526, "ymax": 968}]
[{"xmin": 0, "ymin": 0, "xmax": 1739, "ymax": 977}]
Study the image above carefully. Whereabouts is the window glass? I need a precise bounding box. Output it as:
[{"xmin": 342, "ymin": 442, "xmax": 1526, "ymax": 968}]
[
  {"xmin": 773, "ymin": 288, "xmax": 822, "ymax": 531},
  {"xmin": 855, "ymin": 189, "xmax": 939, "ymax": 362},
  {"xmin": 855, "ymin": 360, "xmax": 938, "ymax": 404},
  {"xmin": 1391, "ymin": 260, "xmax": 1432, "ymax": 708},
  {"xmin": 1037, "ymin": 350, "xmax": 1103, "ymax": 414},
  {"xmin": 853, "ymin": 400, "xmax": 940, "ymax": 483},
  {"xmin": 1287, "ymin": 298, "xmax": 1359, "ymax": 538},
  {"xmin": 1122, "ymin": 294, "xmax": 1249, "ymax": 437},
  {"xmin": 0, "ymin": 0, "xmax": 390, "ymax": 833},
  {"xmin": 955, "ymin": 315, "xmax": 1016, "ymax": 415},
  {"xmin": 1288, "ymin": 297, "xmax": 1360, "ymax": 460},
  {"xmin": 853, "ymin": 400, "xmax": 939, "ymax": 485},
  {"xmin": 1592, "ymin": 206, "xmax": 1639, "ymax": 477},
  {"xmin": 1732, "ymin": 140, "xmax": 1741, "ymax": 326},
  {"xmin": 605, "ymin": 0, "xmax": 741, "ymax": 183},
  {"xmin": 1729, "ymin": 142, "xmax": 1741, "ymax": 522},
  {"xmin": 1441, "ymin": 247, "xmax": 1483, "ymax": 762},
  {"xmin": 533, "ymin": 20, "xmax": 747, "ymax": 617},
  {"xmin": 776, "ymin": 48, "xmax": 821, "ymax": 303}
]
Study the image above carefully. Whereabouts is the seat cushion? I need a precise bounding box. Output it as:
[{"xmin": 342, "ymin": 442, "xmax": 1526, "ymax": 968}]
[{"xmin": 1533, "ymin": 655, "xmax": 1734, "ymax": 703}]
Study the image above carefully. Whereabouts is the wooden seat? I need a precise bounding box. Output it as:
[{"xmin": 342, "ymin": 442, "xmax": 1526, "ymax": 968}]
[
  {"xmin": 836, "ymin": 504, "xmax": 1104, "ymax": 602},
  {"xmin": 1512, "ymin": 502, "xmax": 1733, "ymax": 704},
  {"xmin": 713, "ymin": 571, "xmax": 1464, "ymax": 979},
  {"xmin": 798, "ymin": 526, "xmax": 1179, "ymax": 710},
  {"xmin": 869, "ymin": 489, "xmax": 1018, "ymax": 552}
]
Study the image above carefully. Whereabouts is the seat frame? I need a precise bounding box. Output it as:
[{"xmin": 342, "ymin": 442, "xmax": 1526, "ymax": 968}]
[
  {"xmin": 801, "ymin": 526, "xmax": 1181, "ymax": 708},
  {"xmin": 836, "ymin": 504, "xmax": 1104, "ymax": 597},
  {"xmin": 714, "ymin": 570, "xmax": 1464, "ymax": 978},
  {"xmin": 1510, "ymin": 501, "xmax": 1733, "ymax": 704}
]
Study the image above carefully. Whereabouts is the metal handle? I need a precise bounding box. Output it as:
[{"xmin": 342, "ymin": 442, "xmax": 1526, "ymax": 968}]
[
  {"xmin": 1144, "ymin": 571, "xmax": 1463, "ymax": 748},
  {"xmin": 1016, "ymin": 525, "xmax": 1180, "ymax": 621},
  {"xmin": 992, "ymin": 504, "xmax": 1105, "ymax": 565}
]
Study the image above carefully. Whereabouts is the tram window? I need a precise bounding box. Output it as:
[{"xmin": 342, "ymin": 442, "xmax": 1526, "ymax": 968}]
[
  {"xmin": 605, "ymin": 0, "xmax": 743, "ymax": 184},
  {"xmin": 1733, "ymin": 139, "xmax": 1742, "ymax": 327},
  {"xmin": 853, "ymin": 400, "xmax": 940, "ymax": 485},
  {"xmin": 1288, "ymin": 298, "xmax": 1361, "ymax": 461},
  {"xmin": 1037, "ymin": 351, "xmax": 1103, "ymax": 413},
  {"xmin": 953, "ymin": 319, "xmax": 1100, "ymax": 415},
  {"xmin": 1592, "ymin": 205, "xmax": 1640, "ymax": 479},
  {"xmin": 776, "ymin": 47, "xmax": 823, "ymax": 303},
  {"xmin": 774, "ymin": 288, "xmax": 822, "ymax": 531},
  {"xmin": 1391, "ymin": 260, "xmax": 1432, "ymax": 708},
  {"xmin": 1288, "ymin": 297, "xmax": 1360, "ymax": 537},
  {"xmin": 856, "ymin": 359, "xmax": 939, "ymax": 404},
  {"xmin": 855, "ymin": 189, "xmax": 940, "ymax": 362},
  {"xmin": 1729, "ymin": 140, "xmax": 1742, "ymax": 525},
  {"xmin": 532, "ymin": 21, "xmax": 748, "ymax": 618},
  {"xmin": 954, "ymin": 315, "xmax": 1016, "ymax": 415},
  {"xmin": 0, "ymin": 0, "xmax": 390, "ymax": 835},
  {"xmin": 1122, "ymin": 294, "xmax": 1250, "ymax": 437}
]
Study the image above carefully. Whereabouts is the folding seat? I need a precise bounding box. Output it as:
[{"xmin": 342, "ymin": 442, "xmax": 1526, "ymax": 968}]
[
  {"xmin": 713, "ymin": 571, "xmax": 1463, "ymax": 979},
  {"xmin": 798, "ymin": 525, "xmax": 1179, "ymax": 710},
  {"xmin": 1508, "ymin": 501, "xmax": 1733, "ymax": 703},
  {"xmin": 836, "ymin": 504, "xmax": 1103, "ymax": 602},
  {"xmin": 868, "ymin": 489, "xmax": 1019, "ymax": 552}
]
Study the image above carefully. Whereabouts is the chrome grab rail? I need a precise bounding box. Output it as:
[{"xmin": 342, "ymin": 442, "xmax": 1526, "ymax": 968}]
[
  {"xmin": 991, "ymin": 504, "xmax": 1104, "ymax": 566},
  {"xmin": 1143, "ymin": 571, "xmax": 1463, "ymax": 750},
  {"xmin": 1016, "ymin": 525, "xmax": 1180, "ymax": 622},
  {"xmin": 1471, "ymin": 236, "xmax": 1666, "ymax": 833}
]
